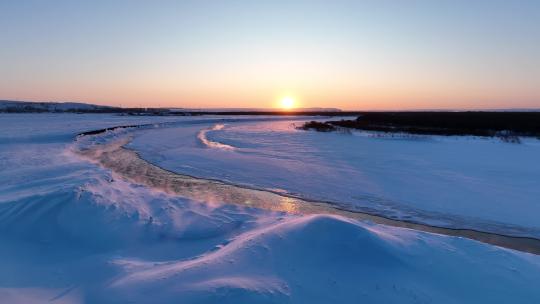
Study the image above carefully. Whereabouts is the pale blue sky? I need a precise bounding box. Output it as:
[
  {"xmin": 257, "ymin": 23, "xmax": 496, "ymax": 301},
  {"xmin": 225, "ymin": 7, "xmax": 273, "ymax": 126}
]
[{"xmin": 1, "ymin": 0, "xmax": 539, "ymax": 109}]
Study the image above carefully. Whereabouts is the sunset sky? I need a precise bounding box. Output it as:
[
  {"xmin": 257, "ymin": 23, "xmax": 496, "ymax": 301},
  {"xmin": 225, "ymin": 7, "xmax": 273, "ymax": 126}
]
[{"xmin": 1, "ymin": 0, "xmax": 539, "ymax": 110}]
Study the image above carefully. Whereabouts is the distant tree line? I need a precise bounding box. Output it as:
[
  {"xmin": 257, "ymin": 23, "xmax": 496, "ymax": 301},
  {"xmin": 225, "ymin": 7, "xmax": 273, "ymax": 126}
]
[{"xmin": 300, "ymin": 112, "xmax": 540, "ymax": 140}]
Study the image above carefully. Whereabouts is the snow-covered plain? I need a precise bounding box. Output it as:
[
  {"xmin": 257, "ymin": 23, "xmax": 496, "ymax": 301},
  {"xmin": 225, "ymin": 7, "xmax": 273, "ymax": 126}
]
[
  {"xmin": 1, "ymin": 113, "xmax": 540, "ymax": 303},
  {"xmin": 130, "ymin": 118, "xmax": 540, "ymax": 236}
]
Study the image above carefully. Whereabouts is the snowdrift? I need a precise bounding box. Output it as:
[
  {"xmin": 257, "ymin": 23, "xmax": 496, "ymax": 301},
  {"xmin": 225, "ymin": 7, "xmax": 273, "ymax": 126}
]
[{"xmin": 105, "ymin": 214, "xmax": 540, "ymax": 303}]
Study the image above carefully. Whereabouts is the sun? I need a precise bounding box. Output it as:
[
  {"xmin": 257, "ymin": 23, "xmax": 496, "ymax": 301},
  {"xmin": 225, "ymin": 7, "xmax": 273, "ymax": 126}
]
[{"xmin": 280, "ymin": 97, "xmax": 295, "ymax": 109}]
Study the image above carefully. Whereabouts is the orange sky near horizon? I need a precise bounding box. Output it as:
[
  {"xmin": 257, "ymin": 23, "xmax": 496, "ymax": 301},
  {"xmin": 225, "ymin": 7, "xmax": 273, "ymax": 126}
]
[
  {"xmin": 1, "ymin": 1, "xmax": 539, "ymax": 110},
  {"xmin": 5, "ymin": 82, "xmax": 538, "ymax": 110}
]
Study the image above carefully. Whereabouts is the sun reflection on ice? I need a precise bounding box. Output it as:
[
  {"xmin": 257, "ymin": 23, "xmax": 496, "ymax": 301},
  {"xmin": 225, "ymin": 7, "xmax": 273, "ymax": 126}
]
[{"xmin": 279, "ymin": 197, "xmax": 299, "ymax": 213}]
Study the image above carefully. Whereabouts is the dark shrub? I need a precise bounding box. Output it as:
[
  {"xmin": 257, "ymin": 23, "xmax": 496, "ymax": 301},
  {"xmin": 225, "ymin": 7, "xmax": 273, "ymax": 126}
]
[{"xmin": 298, "ymin": 121, "xmax": 337, "ymax": 132}]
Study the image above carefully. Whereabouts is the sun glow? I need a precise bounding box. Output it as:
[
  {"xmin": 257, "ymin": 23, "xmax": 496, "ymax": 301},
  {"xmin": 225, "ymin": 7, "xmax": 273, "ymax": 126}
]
[{"xmin": 280, "ymin": 97, "xmax": 295, "ymax": 109}]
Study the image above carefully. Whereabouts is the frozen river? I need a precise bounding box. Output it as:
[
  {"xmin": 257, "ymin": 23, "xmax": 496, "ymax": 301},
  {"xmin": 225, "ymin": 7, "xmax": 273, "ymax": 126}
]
[{"xmin": 126, "ymin": 116, "xmax": 540, "ymax": 237}]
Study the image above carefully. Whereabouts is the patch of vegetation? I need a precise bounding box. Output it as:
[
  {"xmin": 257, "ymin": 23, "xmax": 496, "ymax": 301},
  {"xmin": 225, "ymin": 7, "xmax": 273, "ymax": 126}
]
[
  {"xmin": 301, "ymin": 112, "xmax": 540, "ymax": 140},
  {"xmin": 298, "ymin": 121, "xmax": 337, "ymax": 132}
]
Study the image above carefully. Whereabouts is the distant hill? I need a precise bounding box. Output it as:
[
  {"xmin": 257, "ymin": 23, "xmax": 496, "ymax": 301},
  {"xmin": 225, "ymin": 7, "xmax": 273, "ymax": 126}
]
[
  {"xmin": 0, "ymin": 100, "xmax": 344, "ymax": 114},
  {"xmin": 0, "ymin": 100, "xmax": 119, "ymax": 113}
]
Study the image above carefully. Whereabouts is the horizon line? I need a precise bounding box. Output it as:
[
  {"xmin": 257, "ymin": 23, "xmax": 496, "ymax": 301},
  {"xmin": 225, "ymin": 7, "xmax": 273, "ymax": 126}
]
[{"xmin": 2, "ymin": 98, "xmax": 540, "ymax": 112}]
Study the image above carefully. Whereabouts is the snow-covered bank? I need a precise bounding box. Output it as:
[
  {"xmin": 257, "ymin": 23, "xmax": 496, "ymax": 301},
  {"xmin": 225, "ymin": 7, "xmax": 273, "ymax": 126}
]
[
  {"xmin": 129, "ymin": 118, "xmax": 540, "ymax": 236},
  {"xmin": 105, "ymin": 214, "xmax": 540, "ymax": 304},
  {"xmin": 1, "ymin": 114, "xmax": 540, "ymax": 303}
]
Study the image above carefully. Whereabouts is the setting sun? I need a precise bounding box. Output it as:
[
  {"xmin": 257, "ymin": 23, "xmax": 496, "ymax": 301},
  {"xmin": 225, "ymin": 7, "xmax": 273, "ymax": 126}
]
[{"xmin": 280, "ymin": 97, "xmax": 295, "ymax": 109}]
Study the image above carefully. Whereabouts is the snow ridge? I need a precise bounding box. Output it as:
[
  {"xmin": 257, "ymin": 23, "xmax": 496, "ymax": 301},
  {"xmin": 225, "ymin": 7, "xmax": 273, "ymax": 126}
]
[{"xmin": 197, "ymin": 124, "xmax": 236, "ymax": 150}]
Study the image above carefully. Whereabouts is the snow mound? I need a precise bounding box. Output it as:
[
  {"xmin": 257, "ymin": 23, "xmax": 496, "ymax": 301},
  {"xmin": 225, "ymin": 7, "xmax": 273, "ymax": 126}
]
[
  {"xmin": 0, "ymin": 176, "xmax": 255, "ymax": 252},
  {"xmin": 104, "ymin": 214, "xmax": 540, "ymax": 303}
]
